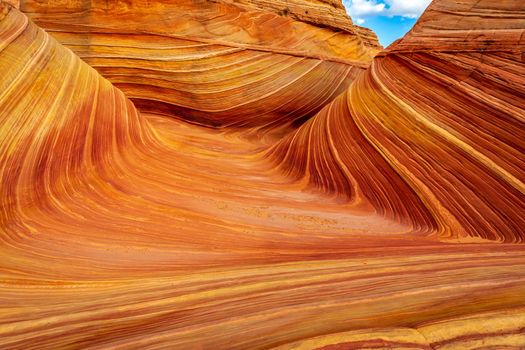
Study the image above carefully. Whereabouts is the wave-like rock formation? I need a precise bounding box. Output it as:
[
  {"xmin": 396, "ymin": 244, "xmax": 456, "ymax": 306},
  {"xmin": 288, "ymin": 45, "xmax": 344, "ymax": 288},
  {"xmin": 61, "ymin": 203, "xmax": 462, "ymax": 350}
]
[
  {"xmin": 20, "ymin": 0, "xmax": 380, "ymax": 130},
  {"xmin": 1, "ymin": 0, "xmax": 524, "ymax": 349},
  {"xmin": 268, "ymin": 0, "xmax": 525, "ymax": 243}
]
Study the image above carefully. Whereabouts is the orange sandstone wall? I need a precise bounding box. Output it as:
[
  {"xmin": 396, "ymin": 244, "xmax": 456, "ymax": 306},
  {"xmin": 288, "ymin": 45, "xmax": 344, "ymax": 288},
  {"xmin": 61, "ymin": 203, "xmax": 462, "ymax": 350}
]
[
  {"xmin": 0, "ymin": 0, "xmax": 525, "ymax": 349},
  {"xmin": 19, "ymin": 0, "xmax": 380, "ymax": 130},
  {"xmin": 268, "ymin": 0, "xmax": 525, "ymax": 242}
]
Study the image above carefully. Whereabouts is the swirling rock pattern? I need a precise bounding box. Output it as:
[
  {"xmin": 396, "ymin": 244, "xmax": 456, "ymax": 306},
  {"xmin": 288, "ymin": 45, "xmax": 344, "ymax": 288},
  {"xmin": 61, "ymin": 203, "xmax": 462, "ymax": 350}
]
[
  {"xmin": 0, "ymin": 0, "xmax": 524, "ymax": 349},
  {"xmin": 20, "ymin": 0, "xmax": 379, "ymax": 130},
  {"xmin": 268, "ymin": 0, "xmax": 525, "ymax": 243}
]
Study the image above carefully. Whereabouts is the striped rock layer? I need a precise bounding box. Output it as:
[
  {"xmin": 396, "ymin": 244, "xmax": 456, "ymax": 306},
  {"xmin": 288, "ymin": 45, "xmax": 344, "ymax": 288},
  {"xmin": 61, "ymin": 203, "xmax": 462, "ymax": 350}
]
[
  {"xmin": 0, "ymin": 0, "xmax": 524, "ymax": 349},
  {"xmin": 268, "ymin": 0, "xmax": 525, "ymax": 243},
  {"xmin": 20, "ymin": 0, "xmax": 380, "ymax": 131}
]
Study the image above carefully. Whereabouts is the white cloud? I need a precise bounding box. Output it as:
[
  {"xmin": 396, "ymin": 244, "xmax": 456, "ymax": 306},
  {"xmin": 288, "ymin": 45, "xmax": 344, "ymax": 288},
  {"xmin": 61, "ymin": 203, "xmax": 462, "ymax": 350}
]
[
  {"xmin": 384, "ymin": 0, "xmax": 432, "ymax": 18},
  {"xmin": 344, "ymin": 0, "xmax": 431, "ymax": 19},
  {"xmin": 344, "ymin": 0, "xmax": 385, "ymax": 18}
]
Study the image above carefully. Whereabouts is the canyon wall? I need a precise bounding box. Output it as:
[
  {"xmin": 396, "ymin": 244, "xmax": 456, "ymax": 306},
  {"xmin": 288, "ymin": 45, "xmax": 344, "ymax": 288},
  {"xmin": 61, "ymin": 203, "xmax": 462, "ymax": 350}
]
[
  {"xmin": 20, "ymin": 0, "xmax": 380, "ymax": 130},
  {"xmin": 268, "ymin": 0, "xmax": 525, "ymax": 243},
  {"xmin": 0, "ymin": 0, "xmax": 524, "ymax": 349}
]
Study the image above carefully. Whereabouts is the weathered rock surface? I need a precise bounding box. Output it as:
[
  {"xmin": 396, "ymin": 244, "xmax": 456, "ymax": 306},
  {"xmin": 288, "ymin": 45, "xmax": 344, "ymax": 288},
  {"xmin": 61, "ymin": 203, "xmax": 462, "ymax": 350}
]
[
  {"xmin": 268, "ymin": 0, "xmax": 525, "ymax": 243},
  {"xmin": 20, "ymin": 0, "xmax": 380, "ymax": 130},
  {"xmin": 0, "ymin": 0, "xmax": 524, "ymax": 349}
]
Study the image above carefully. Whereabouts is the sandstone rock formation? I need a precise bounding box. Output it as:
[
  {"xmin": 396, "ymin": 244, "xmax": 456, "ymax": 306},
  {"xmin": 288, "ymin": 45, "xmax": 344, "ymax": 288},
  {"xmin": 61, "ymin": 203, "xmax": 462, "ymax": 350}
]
[
  {"xmin": 0, "ymin": 0, "xmax": 524, "ymax": 349},
  {"xmin": 268, "ymin": 0, "xmax": 525, "ymax": 242},
  {"xmin": 20, "ymin": 0, "xmax": 380, "ymax": 130}
]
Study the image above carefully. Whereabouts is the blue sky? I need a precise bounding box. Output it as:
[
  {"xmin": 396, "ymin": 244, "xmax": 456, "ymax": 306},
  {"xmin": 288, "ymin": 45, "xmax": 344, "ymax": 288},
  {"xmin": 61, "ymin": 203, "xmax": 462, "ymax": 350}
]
[{"xmin": 343, "ymin": 0, "xmax": 432, "ymax": 47}]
